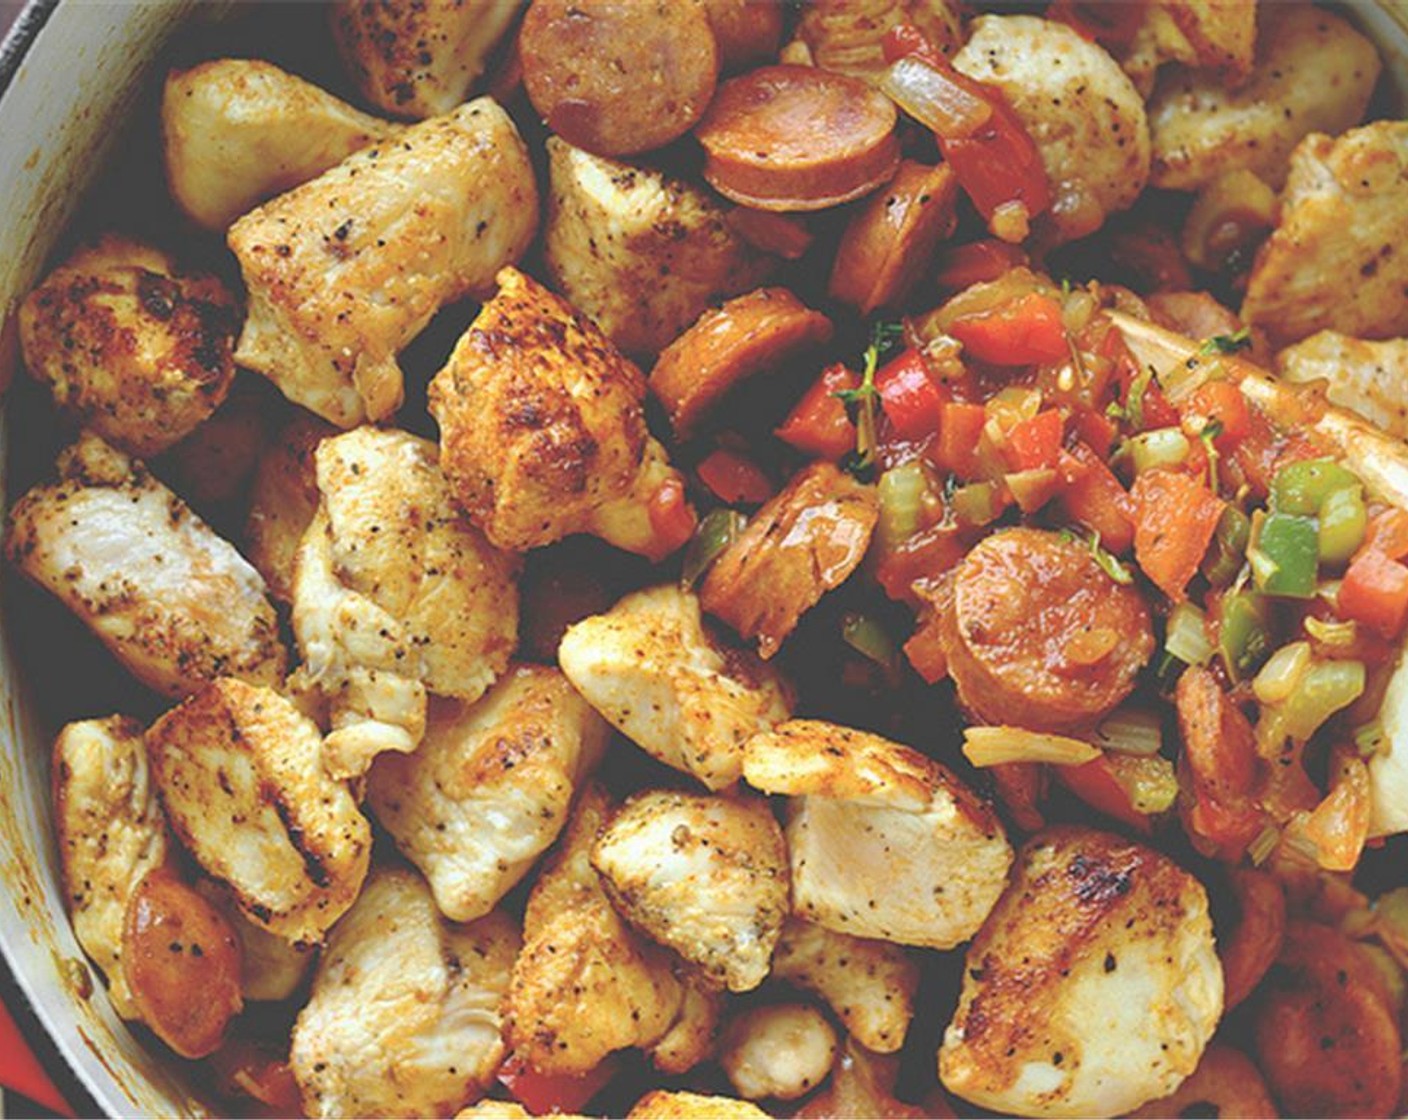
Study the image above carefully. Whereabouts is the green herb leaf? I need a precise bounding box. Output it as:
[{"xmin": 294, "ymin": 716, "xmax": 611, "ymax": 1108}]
[
  {"xmin": 836, "ymin": 320, "xmax": 904, "ymax": 480},
  {"xmin": 1089, "ymin": 530, "xmax": 1135, "ymax": 585},
  {"xmin": 1198, "ymin": 327, "xmax": 1251, "ymax": 356}
]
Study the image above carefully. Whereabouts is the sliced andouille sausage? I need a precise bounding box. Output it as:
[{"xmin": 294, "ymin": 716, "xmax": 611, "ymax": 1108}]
[
  {"xmin": 701, "ymin": 462, "xmax": 878, "ymax": 658},
  {"xmin": 939, "ymin": 527, "xmax": 1153, "ymax": 732},
  {"xmin": 519, "ymin": 0, "xmax": 719, "ymax": 157},
  {"xmin": 704, "ymin": 0, "xmax": 784, "ymax": 73},
  {"xmin": 650, "ymin": 288, "xmax": 833, "ymax": 438},
  {"xmin": 694, "ymin": 65, "xmax": 900, "ymax": 211},
  {"xmin": 1217, "ymin": 867, "xmax": 1286, "ymax": 1012},
  {"xmin": 1126, "ymin": 1044, "xmax": 1278, "ymax": 1120},
  {"xmin": 829, "ymin": 160, "xmax": 959, "ymax": 315}
]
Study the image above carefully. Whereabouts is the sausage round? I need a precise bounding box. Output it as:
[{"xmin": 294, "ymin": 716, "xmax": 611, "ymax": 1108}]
[
  {"xmin": 694, "ymin": 65, "xmax": 900, "ymax": 211},
  {"xmin": 939, "ymin": 527, "xmax": 1154, "ymax": 731},
  {"xmin": 519, "ymin": 0, "xmax": 719, "ymax": 157}
]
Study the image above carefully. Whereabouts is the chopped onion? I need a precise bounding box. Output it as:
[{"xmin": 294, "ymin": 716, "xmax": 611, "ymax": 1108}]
[
  {"xmin": 1279, "ymin": 659, "xmax": 1366, "ymax": 742},
  {"xmin": 1093, "ymin": 708, "xmax": 1163, "ymax": 756},
  {"xmin": 1305, "ymin": 615, "xmax": 1357, "ymax": 647},
  {"xmin": 880, "ymin": 56, "xmax": 992, "ymax": 138},
  {"xmin": 1104, "ymin": 752, "xmax": 1179, "ymax": 814},
  {"xmin": 1248, "ymin": 825, "xmax": 1281, "ymax": 866},
  {"xmin": 962, "ymin": 726, "xmax": 1100, "ymax": 767},
  {"xmin": 1129, "ymin": 427, "xmax": 1191, "ymax": 474},
  {"xmin": 876, "ymin": 463, "xmax": 928, "ymax": 554},
  {"xmin": 1165, "ymin": 601, "xmax": 1213, "ymax": 667},
  {"xmin": 1252, "ymin": 640, "xmax": 1311, "ymax": 705}
]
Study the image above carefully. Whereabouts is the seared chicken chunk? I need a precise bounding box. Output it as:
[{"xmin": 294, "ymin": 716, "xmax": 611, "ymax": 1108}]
[
  {"xmin": 52, "ymin": 716, "xmax": 169, "ymax": 1020},
  {"xmin": 243, "ymin": 411, "xmax": 335, "ymax": 605},
  {"xmin": 429, "ymin": 267, "xmax": 693, "ymax": 557},
  {"xmin": 291, "ymin": 426, "xmax": 519, "ymax": 780},
  {"xmin": 771, "ymin": 917, "xmax": 918, "ymax": 1054},
  {"xmin": 939, "ymin": 826, "xmax": 1223, "ymax": 1118},
  {"xmin": 1277, "ymin": 330, "xmax": 1408, "ymax": 441},
  {"xmin": 1243, "ymin": 121, "xmax": 1408, "ymax": 347},
  {"xmin": 162, "ymin": 59, "xmax": 400, "ymax": 232},
  {"xmin": 1148, "ymin": 5, "xmax": 1379, "ymax": 192},
  {"xmin": 504, "ymin": 784, "xmax": 683, "ymax": 1075},
  {"xmin": 558, "ymin": 585, "xmax": 792, "ymax": 791},
  {"xmin": 5, "ymin": 435, "xmax": 285, "ymax": 698},
  {"xmin": 628, "ymin": 1091, "xmax": 769, "ymax": 1119},
  {"xmin": 648, "ymin": 968, "xmax": 724, "ymax": 1074},
  {"xmin": 744, "ymin": 720, "xmax": 1012, "ymax": 949},
  {"xmin": 290, "ymin": 865, "xmax": 520, "ymax": 1119},
  {"xmin": 19, "ymin": 234, "xmax": 237, "ymax": 458},
  {"xmin": 193, "ymin": 878, "xmax": 313, "ymax": 1002},
  {"xmin": 543, "ymin": 137, "xmax": 772, "ymax": 356},
  {"xmin": 229, "ymin": 98, "xmax": 537, "ymax": 427},
  {"xmin": 144, "ymin": 679, "xmax": 371, "ymax": 944},
  {"xmin": 154, "ymin": 379, "xmax": 268, "ymax": 510},
  {"xmin": 591, "ymin": 790, "xmax": 789, "ymax": 992},
  {"xmin": 368, "ymin": 666, "xmax": 608, "ymax": 922},
  {"xmin": 719, "ymin": 1002, "xmax": 838, "ymax": 1102},
  {"xmin": 952, "ymin": 16, "xmax": 1150, "ymax": 245}
]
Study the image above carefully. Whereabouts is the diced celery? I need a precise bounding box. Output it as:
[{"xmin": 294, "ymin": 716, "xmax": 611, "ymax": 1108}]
[
  {"xmin": 842, "ymin": 612, "xmax": 900, "ymax": 673},
  {"xmin": 876, "ymin": 462, "xmax": 927, "ymax": 553},
  {"xmin": 1251, "ymin": 512, "xmax": 1318, "ymax": 598},
  {"xmin": 1218, "ymin": 592, "xmax": 1271, "ymax": 680},
  {"xmin": 1129, "ymin": 427, "xmax": 1190, "ymax": 474},
  {"xmin": 952, "ymin": 480, "xmax": 1003, "ymax": 526},
  {"xmin": 1318, "ymin": 484, "xmax": 1367, "ymax": 566},
  {"xmin": 1165, "ymin": 601, "xmax": 1213, "ymax": 666},
  {"xmin": 1271, "ymin": 457, "xmax": 1361, "ymax": 516},
  {"xmin": 1093, "ymin": 708, "xmax": 1163, "ymax": 756},
  {"xmin": 1202, "ymin": 505, "xmax": 1250, "ymax": 587}
]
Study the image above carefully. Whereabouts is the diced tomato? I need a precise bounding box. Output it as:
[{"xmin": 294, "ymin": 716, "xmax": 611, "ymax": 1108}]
[
  {"xmin": 1073, "ymin": 408, "xmax": 1118, "ymax": 457},
  {"xmin": 1059, "ymin": 440, "xmax": 1135, "ymax": 554},
  {"xmin": 776, "ymin": 362, "xmax": 858, "ymax": 459},
  {"xmin": 206, "ymin": 1038, "xmax": 302, "ymax": 1120},
  {"xmin": 1185, "ymin": 795, "xmax": 1267, "ymax": 861},
  {"xmin": 1227, "ymin": 405, "xmax": 1281, "ymax": 499},
  {"xmin": 1183, "ymin": 379, "xmax": 1251, "ymax": 448},
  {"xmin": 934, "ymin": 240, "xmax": 1029, "ymax": 292},
  {"xmin": 929, "ymin": 400, "xmax": 987, "ymax": 478},
  {"xmin": 696, "ymin": 448, "xmax": 773, "ymax": 505},
  {"xmin": 1003, "ymin": 409, "xmax": 1065, "ymax": 471},
  {"xmin": 1131, "ymin": 470, "xmax": 1225, "ymax": 602},
  {"xmin": 1361, "ymin": 507, "xmax": 1408, "ymax": 562},
  {"xmin": 903, "ymin": 615, "xmax": 949, "ymax": 683},
  {"xmin": 498, "ymin": 1056, "xmax": 617, "ymax": 1116},
  {"xmin": 876, "ymin": 349, "xmax": 947, "ymax": 440},
  {"xmin": 646, "ymin": 475, "xmax": 696, "ymax": 559},
  {"xmin": 946, "ymin": 291, "xmax": 1069, "ymax": 367},
  {"xmin": 1059, "ymin": 756, "xmax": 1151, "ymax": 834},
  {"xmin": 1303, "ymin": 747, "xmax": 1371, "ymax": 872},
  {"xmin": 1339, "ymin": 548, "xmax": 1408, "ymax": 640}
]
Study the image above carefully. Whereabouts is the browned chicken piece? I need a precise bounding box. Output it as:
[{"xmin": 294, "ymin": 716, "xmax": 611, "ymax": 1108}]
[
  {"xmin": 291, "ymin": 427, "xmax": 520, "ymax": 780},
  {"xmin": 429, "ymin": 267, "xmax": 693, "ymax": 558},
  {"xmin": 700, "ymin": 462, "xmax": 878, "ymax": 658},
  {"xmin": 192, "ymin": 878, "xmax": 313, "ymax": 1004},
  {"xmin": 793, "ymin": 1036, "xmax": 934, "ymax": 1120},
  {"xmin": 940, "ymin": 826, "xmax": 1223, "ymax": 1118},
  {"xmin": 627, "ymin": 1091, "xmax": 769, "ymax": 1119},
  {"xmin": 771, "ymin": 916, "xmax": 918, "ymax": 1054},
  {"xmin": 367, "ymin": 666, "xmax": 608, "ymax": 922},
  {"xmin": 1276, "ymin": 330, "xmax": 1408, "ymax": 441},
  {"xmin": 744, "ymin": 720, "xmax": 1012, "ymax": 950},
  {"xmin": 244, "ymin": 411, "xmax": 335, "ymax": 605},
  {"xmin": 1242, "ymin": 121, "xmax": 1408, "ymax": 347},
  {"xmin": 544, "ymin": 137, "xmax": 774, "ymax": 357},
  {"xmin": 797, "ymin": 0, "xmax": 963, "ymax": 80},
  {"xmin": 229, "ymin": 98, "xmax": 537, "ymax": 427},
  {"xmin": 5, "ymin": 434, "xmax": 286, "ymax": 698},
  {"xmin": 329, "ymin": 0, "xmax": 520, "ymax": 120},
  {"xmin": 162, "ymin": 59, "xmax": 401, "ymax": 232},
  {"xmin": 557, "ymin": 585, "xmax": 793, "ymax": 791},
  {"xmin": 1121, "ymin": 1, "xmax": 1258, "ymax": 97},
  {"xmin": 154, "ymin": 379, "xmax": 268, "ymax": 510},
  {"xmin": 18, "ymin": 233, "xmax": 237, "ymax": 458},
  {"xmin": 504, "ymin": 784, "xmax": 684, "ymax": 1075},
  {"xmin": 1127, "ymin": 1044, "xmax": 1278, "ymax": 1119},
  {"xmin": 719, "ymin": 1002, "xmax": 838, "ymax": 1102},
  {"xmin": 647, "ymin": 969, "xmax": 724, "ymax": 1075},
  {"xmin": 290, "ymin": 865, "xmax": 520, "ymax": 1119},
  {"xmin": 590, "ymin": 790, "xmax": 790, "ymax": 992},
  {"xmin": 52, "ymin": 716, "xmax": 169, "ymax": 1020},
  {"xmin": 144, "ymin": 679, "xmax": 371, "ymax": 945}
]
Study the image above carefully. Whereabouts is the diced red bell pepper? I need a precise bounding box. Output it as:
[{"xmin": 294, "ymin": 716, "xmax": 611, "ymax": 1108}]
[
  {"xmin": 934, "ymin": 240, "xmax": 1029, "ymax": 292},
  {"xmin": 1183, "ymin": 379, "xmax": 1251, "ymax": 449},
  {"xmin": 1339, "ymin": 548, "xmax": 1408, "ymax": 640},
  {"xmin": 1058, "ymin": 756, "xmax": 1151, "ymax": 834},
  {"xmin": 696, "ymin": 448, "xmax": 773, "ymax": 505},
  {"xmin": 1131, "ymin": 469, "xmax": 1225, "ymax": 602},
  {"xmin": 776, "ymin": 362, "xmax": 858, "ymax": 459},
  {"xmin": 928, "ymin": 400, "xmax": 987, "ymax": 479},
  {"xmin": 875, "ymin": 349, "xmax": 947, "ymax": 440},
  {"xmin": 1361, "ymin": 508, "xmax": 1408, "ymax": 562},
  {"xmin": 989, "ymin": 761, "xmax": 1046, "ymax": 833},
  {"xmin": 1073, "ymin": 408, "xmax": 1118, "ymax": 458},
  {"xmin": 646, "ymin": 475, "xmax": 696, "ymax": 559},
  {"xmin": 497, "ymin": 1056, "xmax": 617, "ymax": 1116},
  {"xmin": 947, "ymin": 291, "xmax": 1069, "ymax": 367},
  {"xmin": 1059, "ymin": 440, "xmax": 1135, "ymax": 554},
  {"xmin": 1004, "ymin": 408, "xmax": 1065, "ymax": 471}
]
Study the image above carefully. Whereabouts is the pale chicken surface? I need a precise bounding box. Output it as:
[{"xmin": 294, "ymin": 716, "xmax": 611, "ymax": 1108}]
[
  {"xmin": 1119, "ymin": 0, "xmax": 1258, "ymax": 95},
  {"xmin": 144, "ymin": 678, "xmax": 370, "ymax": 944},
  {"xmin": 557, "ymin": 584, "xmax": 792, "ymax": 791},
  {"xmin": 229, "ymin": 98, "xmax": 537, "ymax": 427},
  {"xmin": 590, "ymin": 789, "xmax": 790, "ymax": 992},
  {"xmin": 543, "ymin": 137, "xmax": 773, "ymax": 356},
  {"xmin": 627, "ymin": 1091, "xmax": 769, "ymax": 1119},
  {"xmin": 52, "ymin": 716, "xmax": 169, "ymax": 1020},
  {"xmin": 291, "ymin": 426, "xmax": 519, "ymax": 780},
  {"xmin": 771, "ymin": 916, "xmax": 919, "ymax": 1054},
  {"xmin": 719, "ymin": 1002, "xmax": 838, "ymax": 1102},
  {"xmin": 18, "ymin": 233, "xmax": 237, "ymax": 458},
  {"xmin": 1242, "ymin": 120, "xmax": 1408, "ymax": 347},
  {"xmin": 290, "ymin": 865, "xmax": 520, "ymax": 1119},
  {"xmin": 744, "ymin": 720, "xmax": 1012, "ymax": 949},
  {"xmin": 162, "ymin": 59, "xmax": 400, "ymax": 232},
  {"xmin": 367, "ymin": 665, "xmax": 608, "ymax": 922},
  {"xmin": 939, "ymin": 825, "xmax": 1223, "ymax": 1118},
  {"xmin": 4, "ymin": 434, "xmax": 285, "ymax": 698},
  {"xmin": 193, "ymin": 877, "xmax": 314, "ymax": 1003},
  {"xmin": 647, "ymin": 969, "xmax": 724, "ymax": 1075},
  {"xmin": 1276, "ymin": 330, "xmax": 1408, "ymax": 441},
  {"xmin": 243, "ymin": 411, "xmax": 335, "ymax": 605},
  {"xmin": 428, "ymin": 267, "xmax": 692, "ymax": 557},
  {"xmin": 503, "ymin": 784, "xmax": 684, "ymax": 1075},
  {"xmin": 330, "ymin": 0, "xmax": 520, "ymax": 120}
]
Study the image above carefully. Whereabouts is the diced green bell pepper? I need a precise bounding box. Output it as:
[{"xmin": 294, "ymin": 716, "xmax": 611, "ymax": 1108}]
[{"xmin": 1250, "ymin": 512, "xmax": 1319, "ymax": 598}]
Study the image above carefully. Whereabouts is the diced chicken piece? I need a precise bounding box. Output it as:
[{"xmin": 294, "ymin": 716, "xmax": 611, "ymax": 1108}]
[
  {"xmin": 193, "ymin": 878, "xmax": 314, "ymax": 1003},
  {"xmin": 793, "ymin": 1036, "xmax": 933, "ymax": 1120},
  {"xmin": 1121, "ymin": 1, "xmax": 1258, "ymax": 98},
  {"xmin": 229, "ymin": 98, "xmax": 537, "ymax": 427},
  {"xmin": 628, "ymin": 1091, "xmax": 770, "ymax": 1120},
  {"xmin": 52, "ymin": 716, "xmax": 169, "ymax": 1020},
  {"xmin": 744, "ymin": 720, "xmax": 1012, "ymax": 949},
  {"xmin": 244, "ymin": 411, "xmax": 336, "ymax": 605},
  {"xmin": 648, "ymin": 969, "xmax": 724, "ymax": 1075},
  {"xmin": 720, "ymin": 1003, "xmax": 838, "ymax": 1102},
  {"xmin": 543, "ymin": 137, "xmax": 773, "ymax": 356},
  {"xmin": 505, "ymin": 784, "xmax": 683, "ymax": 1075},
  {"xmin": 18, "ymin": 233, "xmax": 237, "ymax": 458},
  {"xmin": 144, "ymin": 679, "xmax": 371, "ymax": 944},
  {"xmin": 368, "ymin": 666, "xmax": 608, "ymax": 922},
  {"xmin": 797, "ymin": 0, "xmax": 963, "ymax": 79},
  {"xmin": 154, "ymin": 379, "xmax": 268, "ymax": 511},
  {"xmin": 1148, "ymin": 5, "xmax": 1380, "ymax": 192},
  {"xmin": 1368, "ymin": 645, "xmax": 1408, "ymax": 839},
  {"xmin": 1277, "ymin": 330, "xmax": 1408, "ymax": 440},
  {"xmin": 700, "ymin": 462, "xmax": 878, "ymax": 659},
  {"xmin": 290, "ymin": 865, "xmax": 520, "ymax": 1119},
  {"xmin": 429, "ymin": 267, "xmax": 692, "ymax": 557},
  {"xmin": 771, "ymin": 917, "xmax": 918, "ymax": 1054},
  {"xmin": 330, "ymin": 0, "xmax": 520, "ymax": 120},
  {"xmin": 939, "ymin": 825, "xmax": 1223, "ymax": 1118},
  {"xmin": 4, "ymin": 435, "xmax": 286, "ymax": 698},
  {"xmin": 1243, "ymin": 122, "xmax": 1408, "ymax": 347},
  {"xmin": 291, "ymin": 427, "xmax": 519, "ymax": 780},
  {"xmin": 952, "ymin": 16, "xmax": 1150, "ymax": 244},
  {"xmin": 591, "ymin": 790, "xmax": 789, "ymax": 992},
  {"xmin": 558, "ymin": 584, "xmax": 792, "ymax": 791},
  {"xmin": 456, "ymin": 1105, "xmax": 536, "ymax": 1120},
  {"xmin": 162, "ymin": 59, "xmax": 401, "ymax": 232}
]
